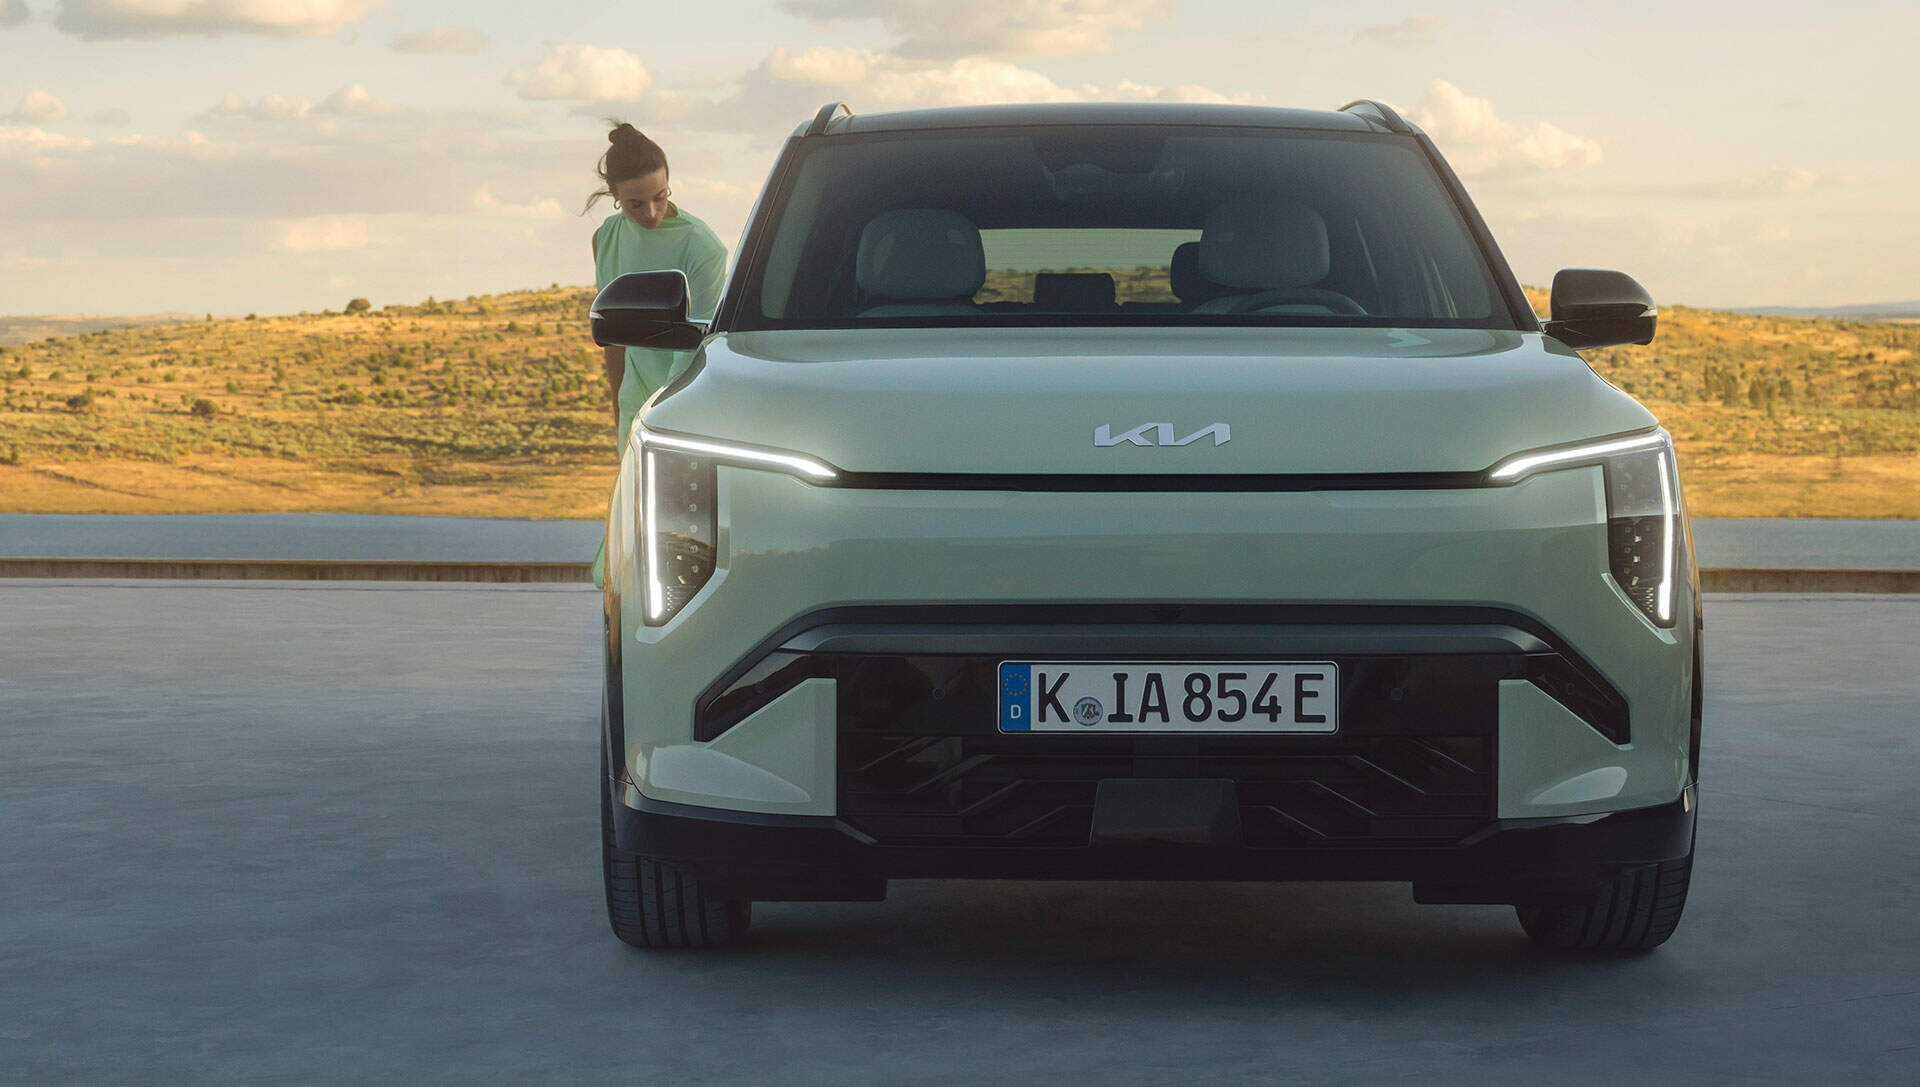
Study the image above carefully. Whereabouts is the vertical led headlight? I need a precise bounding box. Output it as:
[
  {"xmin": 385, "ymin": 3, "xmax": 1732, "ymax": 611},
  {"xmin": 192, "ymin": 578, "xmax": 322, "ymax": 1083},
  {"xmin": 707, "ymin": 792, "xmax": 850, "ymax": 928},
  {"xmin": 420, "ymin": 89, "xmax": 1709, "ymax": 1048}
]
[
  {"xmin": 1602, "ymin": 443, "xmax": 1678, "ymax": 626},
  {"xmin": 1490, "ymin": 429, "xmax": 1682, "ymax": 628},
  {"xmin": 641, "ymin": 443, "xmax": 717, "ymax": 625},
  {"xmin": 632, "ymin": 425, "xmax": 839, "ymax": 626}
]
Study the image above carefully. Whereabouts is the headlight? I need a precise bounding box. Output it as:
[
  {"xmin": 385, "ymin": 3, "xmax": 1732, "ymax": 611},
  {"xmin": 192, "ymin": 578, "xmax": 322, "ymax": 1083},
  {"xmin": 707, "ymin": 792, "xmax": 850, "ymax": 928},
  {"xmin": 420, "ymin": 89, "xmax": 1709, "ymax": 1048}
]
[
  {"xmin": 1489, "ymin": 429, "xmax": 1681, "ymax": 628},
  {"xmin": 634, "ymin": 425, "xmax": 837, "ymax": 625}
]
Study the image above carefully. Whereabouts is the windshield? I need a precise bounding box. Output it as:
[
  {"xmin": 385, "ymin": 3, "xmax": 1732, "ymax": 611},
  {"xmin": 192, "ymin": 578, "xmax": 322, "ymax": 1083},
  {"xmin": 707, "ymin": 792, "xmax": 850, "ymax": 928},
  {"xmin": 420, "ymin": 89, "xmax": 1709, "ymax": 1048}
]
[{"xmin": 731, "ymin": 125, "xmax": 1521, "ymax": 331}]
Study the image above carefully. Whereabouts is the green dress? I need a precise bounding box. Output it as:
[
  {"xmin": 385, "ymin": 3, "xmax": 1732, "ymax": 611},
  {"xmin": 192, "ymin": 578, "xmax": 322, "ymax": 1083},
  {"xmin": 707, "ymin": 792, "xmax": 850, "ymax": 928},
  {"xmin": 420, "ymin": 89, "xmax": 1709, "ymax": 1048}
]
[
  {"xmin": 593, "ymin": 205, "xmax": 729, "ymax": 453},
  {"xmin": 592, "ymin": 205, "xmax": 728, "ymax": 585}
]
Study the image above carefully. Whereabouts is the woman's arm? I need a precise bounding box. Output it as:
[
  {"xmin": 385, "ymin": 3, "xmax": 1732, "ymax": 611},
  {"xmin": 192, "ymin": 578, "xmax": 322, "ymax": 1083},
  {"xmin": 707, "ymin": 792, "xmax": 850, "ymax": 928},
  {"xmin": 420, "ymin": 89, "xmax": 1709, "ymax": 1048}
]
[
  {"xmin": 686, "ymin": 237, "xmax": 728, "ymax": 323},
  {"xmin": 593, "ymin": 228, "xmax": 623, "ymax": 423},
  {"xmin": 602, "ymin": 346, "xmax": 625, "ymax": 424}
]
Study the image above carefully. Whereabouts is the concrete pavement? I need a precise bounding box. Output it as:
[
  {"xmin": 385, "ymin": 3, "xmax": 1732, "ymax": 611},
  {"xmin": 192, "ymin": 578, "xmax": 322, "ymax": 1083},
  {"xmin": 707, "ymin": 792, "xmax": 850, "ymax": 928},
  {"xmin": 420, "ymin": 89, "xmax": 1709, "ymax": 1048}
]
[{"xmin": 1, "ymin": 583, "xmax": 1915, "ymax": 1084}]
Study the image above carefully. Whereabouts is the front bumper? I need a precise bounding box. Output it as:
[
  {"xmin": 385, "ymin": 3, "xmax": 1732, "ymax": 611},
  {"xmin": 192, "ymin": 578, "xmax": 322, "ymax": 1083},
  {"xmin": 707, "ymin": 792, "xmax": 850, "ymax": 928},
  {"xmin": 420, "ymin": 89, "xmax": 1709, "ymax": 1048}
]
[{"xmin": 610, "ymin": 782, "xmax": 1697, "ymax": 905}]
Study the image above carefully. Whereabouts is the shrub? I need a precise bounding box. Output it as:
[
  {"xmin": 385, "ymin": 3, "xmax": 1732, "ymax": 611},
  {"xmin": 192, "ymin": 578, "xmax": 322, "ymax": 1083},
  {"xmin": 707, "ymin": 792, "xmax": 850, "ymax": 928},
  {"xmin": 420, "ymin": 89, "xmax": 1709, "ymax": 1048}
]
[
  {"xmin": 191, "ymin": 398, "xmax": 218, "ymax": 418},
  {"xmin": 65, "ymin": 391, "xmax": 94, "ymax": 411},
  {"xmin": 345, "ymin": 297, "xmax": 372, "ymax": 315}
]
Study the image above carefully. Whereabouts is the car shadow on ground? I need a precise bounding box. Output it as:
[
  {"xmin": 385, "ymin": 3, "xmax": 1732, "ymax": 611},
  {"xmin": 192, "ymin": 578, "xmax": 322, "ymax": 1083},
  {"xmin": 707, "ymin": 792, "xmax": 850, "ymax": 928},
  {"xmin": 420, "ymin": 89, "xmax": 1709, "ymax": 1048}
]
[{"xmin": 678, "ymin": 878, "xmax": 1663, "ymax": 1001}]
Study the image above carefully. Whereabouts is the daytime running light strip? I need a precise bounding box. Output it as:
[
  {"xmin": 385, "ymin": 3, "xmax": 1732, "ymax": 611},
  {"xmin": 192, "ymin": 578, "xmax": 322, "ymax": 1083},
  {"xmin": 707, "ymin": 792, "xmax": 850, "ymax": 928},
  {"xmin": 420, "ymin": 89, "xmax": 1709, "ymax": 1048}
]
[
  {"xmin": 1487, "ymin": 431, "xmax": 1668, "ymax": 482},
  {"xmin": 640, "ymin": 427, "xmax": 838, "ymax": 481}
]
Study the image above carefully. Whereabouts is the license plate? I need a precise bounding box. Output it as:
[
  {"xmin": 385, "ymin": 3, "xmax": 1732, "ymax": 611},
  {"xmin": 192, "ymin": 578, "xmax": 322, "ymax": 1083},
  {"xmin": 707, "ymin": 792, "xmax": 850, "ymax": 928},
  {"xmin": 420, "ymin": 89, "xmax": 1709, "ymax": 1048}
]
[{"xmin": 998, "ymin": 661, "xmax": 1338, "ymax": 734}]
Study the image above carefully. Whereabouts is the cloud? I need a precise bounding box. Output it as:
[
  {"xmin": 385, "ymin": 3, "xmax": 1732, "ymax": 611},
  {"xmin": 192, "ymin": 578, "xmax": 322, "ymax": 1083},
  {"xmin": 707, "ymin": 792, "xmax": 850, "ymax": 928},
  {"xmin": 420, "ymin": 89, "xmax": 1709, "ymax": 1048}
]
[
  {"xmin": 778, "ymin": 0, "xmax": 1166, "ymax": 58},
  {"xmin": 508, "ymin": 43, "xmax": 651, "ymax": 101},
  {"xmin": 0, "ymin": 124, "xmax": 92, "ymax": 156},
  {"xmin": 208, "ymin": 91, "xmax": 313, "ymax": 122},
  {"xmin": 1106, "ymin": 80, "xmax": 1262, "ymax": 105},
  {"xmin": 8, "ymin": 89, "xmax": 70, "ymax": 124},
  {"xmin": 89, "ymin": 107, "xmax": 133, "ymax": 124},
  {"xmin": 54, "ymin": 0, "xmax": 381, "ymax": 40},
  {"xmin": 390, "ymin": 24, "xmax": 488, "ymax": 54},
  {"xmin": 201, "ymin": 84, "xmax": 393, "ymax": 124},
  {"xmin": 763, "ymin": 44, "xmax": 876, "ymax": 84},
  {"xmin": 320, "ymin": 83, "xmax": 393, "ymax": 118},
  {"xmin": 1353, "ymin": 14, "xmax": 1445, "ymax": 47},
  {"xmin": 469, "ymin": 187, "xmax": 565, "ymax": 219},
  {"xmin": 1742, "ymin": 166, "xmax": 1819, "ymax": 193},
  {"xmin": 708, "ymin": 47, "xmax": 1252, "ymax": 134},
  {"xmin": 2, "ymin": 0, "xmax": 28, "ymax": 27},
  {"xmin": 276, "ymin": 217, "xmax": 370, "ymax": 252},
  {"xmin": 1410, "ymin": 80, "xmax": 1602, "ymax": 176}
]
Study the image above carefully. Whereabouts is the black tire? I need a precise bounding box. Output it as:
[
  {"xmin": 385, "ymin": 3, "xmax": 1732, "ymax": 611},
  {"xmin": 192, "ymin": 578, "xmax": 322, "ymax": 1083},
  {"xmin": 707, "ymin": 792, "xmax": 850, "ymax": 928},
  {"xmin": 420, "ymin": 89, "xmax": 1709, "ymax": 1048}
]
[
  {"xmin": 601, "ymin": 744, "xmax": 751, "ymax": 949},
  {"xmin": 1516, "ymin": 850, "xmax": 1692, "ymax": 953}
]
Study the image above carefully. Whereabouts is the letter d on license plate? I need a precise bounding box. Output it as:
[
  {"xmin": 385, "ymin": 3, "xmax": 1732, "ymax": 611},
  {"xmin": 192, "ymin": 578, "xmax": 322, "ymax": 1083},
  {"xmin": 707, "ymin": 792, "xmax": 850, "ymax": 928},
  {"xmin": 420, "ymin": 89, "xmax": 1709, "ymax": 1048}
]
[{"xmin": 998, "ymin": 661, "xmax": 1338, "ymax": 734}]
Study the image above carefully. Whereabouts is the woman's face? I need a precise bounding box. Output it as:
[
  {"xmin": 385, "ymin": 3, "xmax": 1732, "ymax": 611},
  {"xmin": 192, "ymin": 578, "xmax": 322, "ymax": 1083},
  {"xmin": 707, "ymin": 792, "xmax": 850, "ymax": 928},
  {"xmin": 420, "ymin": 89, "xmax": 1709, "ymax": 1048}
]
[{"xmin": 613, "ymin": 169, "xmax": 672, "ymax": 229}]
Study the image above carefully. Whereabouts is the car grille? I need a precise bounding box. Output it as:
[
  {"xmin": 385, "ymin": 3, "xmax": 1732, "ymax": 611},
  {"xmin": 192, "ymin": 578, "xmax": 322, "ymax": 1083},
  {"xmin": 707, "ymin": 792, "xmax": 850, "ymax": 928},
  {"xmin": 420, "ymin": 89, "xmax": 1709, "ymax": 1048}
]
[
  {"xmin": 694, "ymin": 606, "xmax": 1628, "ymax": 851},
  {"xmin": 833, "ymin": 656, "xmax": 1495, "ymax": 849}
]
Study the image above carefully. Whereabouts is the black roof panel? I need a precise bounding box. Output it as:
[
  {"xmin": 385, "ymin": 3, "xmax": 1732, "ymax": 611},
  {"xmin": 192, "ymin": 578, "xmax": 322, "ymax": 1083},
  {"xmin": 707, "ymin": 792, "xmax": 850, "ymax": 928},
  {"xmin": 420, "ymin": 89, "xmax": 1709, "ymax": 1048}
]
[{"xmin": 820, "ymin": 102, "xmax": 1394, "ymax": 136}]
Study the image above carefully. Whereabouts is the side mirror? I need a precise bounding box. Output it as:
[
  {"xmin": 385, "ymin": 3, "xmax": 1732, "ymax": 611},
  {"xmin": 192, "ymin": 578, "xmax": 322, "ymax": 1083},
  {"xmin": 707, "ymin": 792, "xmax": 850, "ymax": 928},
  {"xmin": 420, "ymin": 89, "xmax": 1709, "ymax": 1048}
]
[
  {"xmin": 1543, "ymin": 268, "xmax": 1657, "ymax": 350},
  {"xmin": 591, "ymin": 271, "xmax": 707, "ymax": 351}
]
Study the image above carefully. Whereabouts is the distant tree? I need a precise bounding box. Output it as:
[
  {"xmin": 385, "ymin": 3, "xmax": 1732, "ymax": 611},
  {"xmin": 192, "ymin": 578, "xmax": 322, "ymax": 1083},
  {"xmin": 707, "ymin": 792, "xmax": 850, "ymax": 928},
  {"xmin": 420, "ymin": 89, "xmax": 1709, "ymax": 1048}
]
[
  {"xmin": 344, "ymin": 297, "xmax": 372, "ymax": 315},
  {"xmin": 65, "ymin": 391, "xmax": 94, "ymax": 411}
]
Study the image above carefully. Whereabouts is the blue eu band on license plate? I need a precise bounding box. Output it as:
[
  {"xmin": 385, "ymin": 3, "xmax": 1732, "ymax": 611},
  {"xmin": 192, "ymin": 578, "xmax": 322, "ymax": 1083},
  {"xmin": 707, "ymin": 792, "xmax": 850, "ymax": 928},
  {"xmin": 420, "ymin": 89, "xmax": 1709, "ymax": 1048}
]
[{"xmin": 998, "ymin": 661, "xmax": 1339, "ymax": 734}]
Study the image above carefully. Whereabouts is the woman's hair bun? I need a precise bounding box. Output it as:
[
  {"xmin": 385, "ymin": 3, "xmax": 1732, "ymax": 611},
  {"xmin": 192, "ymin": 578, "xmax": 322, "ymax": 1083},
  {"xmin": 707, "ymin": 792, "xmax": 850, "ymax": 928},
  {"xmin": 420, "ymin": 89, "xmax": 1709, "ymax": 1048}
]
[{"xmin": 585, "ymin": 119, "xmax": 670, "ymax": 215}]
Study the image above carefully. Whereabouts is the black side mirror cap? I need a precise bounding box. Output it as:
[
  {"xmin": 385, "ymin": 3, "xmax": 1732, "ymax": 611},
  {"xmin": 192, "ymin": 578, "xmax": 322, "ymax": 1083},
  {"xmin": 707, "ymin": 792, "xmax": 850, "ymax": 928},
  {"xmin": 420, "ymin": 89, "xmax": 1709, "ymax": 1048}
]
[
  {"xmin": 591, "ymin": 271, "xmax": 707, "ymax": 351},
  {"xmin": 1543, "ymin": 268, "xmax": 1657, "ymax": 350}
]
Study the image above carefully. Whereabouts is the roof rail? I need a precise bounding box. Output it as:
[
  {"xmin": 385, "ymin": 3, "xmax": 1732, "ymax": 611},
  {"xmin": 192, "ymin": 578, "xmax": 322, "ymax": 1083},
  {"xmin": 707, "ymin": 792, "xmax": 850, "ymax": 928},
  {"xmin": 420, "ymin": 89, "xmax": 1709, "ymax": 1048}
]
[
  {"xmin": 807, "ymin": 102, "xmax": 852, "ymax": 136},
  {"xmin": 1337, "ymin": 99, "xmax": 1414, "ymax": 134}
]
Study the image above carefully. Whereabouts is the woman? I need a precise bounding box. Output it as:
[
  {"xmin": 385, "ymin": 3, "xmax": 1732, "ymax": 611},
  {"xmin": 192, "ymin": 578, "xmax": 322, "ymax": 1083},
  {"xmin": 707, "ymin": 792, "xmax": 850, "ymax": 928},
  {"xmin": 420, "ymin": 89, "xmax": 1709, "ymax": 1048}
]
[
  {"xmin": 587, "ymin": 122, "xmax": 728, "ymax": 455},
  {"xmin": 587, "ymin": 123, "xmax": 728, "ymax": 586}
]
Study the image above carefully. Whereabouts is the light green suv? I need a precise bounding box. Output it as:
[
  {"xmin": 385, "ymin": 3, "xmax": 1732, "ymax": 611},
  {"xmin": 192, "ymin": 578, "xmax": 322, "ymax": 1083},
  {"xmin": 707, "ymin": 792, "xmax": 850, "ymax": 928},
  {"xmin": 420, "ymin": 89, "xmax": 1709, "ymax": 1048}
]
[{"xmin": 593, "ymin": 100, "xmax": 1701, "ymax": 953}]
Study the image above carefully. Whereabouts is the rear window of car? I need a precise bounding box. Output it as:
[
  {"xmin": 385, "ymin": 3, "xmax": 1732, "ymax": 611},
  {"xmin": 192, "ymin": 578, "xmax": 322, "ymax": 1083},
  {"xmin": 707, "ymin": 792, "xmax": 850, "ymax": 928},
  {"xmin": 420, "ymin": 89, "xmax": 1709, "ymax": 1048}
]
[{"xmin": 731, "ymin": 125, "xmax": 1521, "ymax": 331}]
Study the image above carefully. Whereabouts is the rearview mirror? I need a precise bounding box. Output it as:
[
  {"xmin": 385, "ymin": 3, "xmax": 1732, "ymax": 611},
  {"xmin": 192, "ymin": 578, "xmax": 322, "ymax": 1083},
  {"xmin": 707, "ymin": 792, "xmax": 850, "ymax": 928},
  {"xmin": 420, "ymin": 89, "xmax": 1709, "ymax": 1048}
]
[
  {"xmin": 1543, "ymin": 269, "xmax": 1657, "ymax": 350},
  {"xmin": 591, "ymin": 271, "xmax": 707, "ymax": 351}
]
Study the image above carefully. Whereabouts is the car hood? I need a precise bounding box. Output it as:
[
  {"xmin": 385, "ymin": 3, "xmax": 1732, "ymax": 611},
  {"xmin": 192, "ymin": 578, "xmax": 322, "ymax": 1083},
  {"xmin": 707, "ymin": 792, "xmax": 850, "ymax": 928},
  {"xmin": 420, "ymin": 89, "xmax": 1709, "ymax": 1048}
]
[{"xmin": 643, "ymin": 327, "xmax": 1655, "ymax": 476}]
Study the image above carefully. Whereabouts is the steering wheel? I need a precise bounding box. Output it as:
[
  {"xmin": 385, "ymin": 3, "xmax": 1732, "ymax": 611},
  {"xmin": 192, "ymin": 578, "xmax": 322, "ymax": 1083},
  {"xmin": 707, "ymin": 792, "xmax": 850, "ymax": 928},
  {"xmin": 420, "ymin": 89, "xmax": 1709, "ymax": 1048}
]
[{"xmin": 1224, "ymin": 287, "xmax": 1367, "ymax": 316}]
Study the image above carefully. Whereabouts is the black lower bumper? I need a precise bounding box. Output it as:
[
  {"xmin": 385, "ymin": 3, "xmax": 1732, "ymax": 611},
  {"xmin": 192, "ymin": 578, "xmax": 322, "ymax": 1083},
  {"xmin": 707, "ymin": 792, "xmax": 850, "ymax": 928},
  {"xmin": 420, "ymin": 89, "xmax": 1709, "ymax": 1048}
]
[{"xmin": 611, "ymin": 783, "xmax": 1696, "ymax": 905}]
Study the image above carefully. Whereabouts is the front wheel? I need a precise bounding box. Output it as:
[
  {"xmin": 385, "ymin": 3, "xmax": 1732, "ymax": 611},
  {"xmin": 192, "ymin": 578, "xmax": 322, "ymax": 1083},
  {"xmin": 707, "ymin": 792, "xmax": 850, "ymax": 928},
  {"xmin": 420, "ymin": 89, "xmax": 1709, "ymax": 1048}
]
[
  {"xmin": 1516, "ymin": 849, "xmax": 1693, "ymax": 953},
  {"xmin": 601, "ymin": 744, "xmax": 751, "ymax": 949}
]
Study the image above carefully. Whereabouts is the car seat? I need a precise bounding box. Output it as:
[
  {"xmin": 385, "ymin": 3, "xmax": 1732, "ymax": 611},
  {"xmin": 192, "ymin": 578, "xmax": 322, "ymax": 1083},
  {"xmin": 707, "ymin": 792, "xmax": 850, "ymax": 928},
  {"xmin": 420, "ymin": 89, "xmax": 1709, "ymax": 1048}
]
[
  {"xmin": 856, "ymin": 209, "xmax": 986, "ymax": 317},
  {"xmin": 1193, "ymin": 199, "xmax": 1365, "ymax": 315}
]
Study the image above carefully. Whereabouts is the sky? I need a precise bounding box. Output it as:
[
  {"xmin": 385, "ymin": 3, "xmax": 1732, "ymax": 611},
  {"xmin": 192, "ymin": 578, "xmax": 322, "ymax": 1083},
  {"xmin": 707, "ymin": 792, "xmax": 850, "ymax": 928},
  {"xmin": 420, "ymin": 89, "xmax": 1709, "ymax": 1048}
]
[{"xmin": 1, "ymin": 0, "xmax": 1914, "ymax": 316}]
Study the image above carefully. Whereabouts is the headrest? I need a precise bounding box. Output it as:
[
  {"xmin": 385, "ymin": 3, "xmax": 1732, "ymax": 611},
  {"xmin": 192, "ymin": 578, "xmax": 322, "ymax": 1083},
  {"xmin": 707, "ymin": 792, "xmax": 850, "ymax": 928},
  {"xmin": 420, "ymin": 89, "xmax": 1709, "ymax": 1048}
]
[
  {"xmin": 1033, "ymin": 272, "xmax": 1115, "ymax": 312},
  {"xmin": 1168, "ymin": 241, "xmax": 1219, "ymax": 304},
  {"xmin": 1198, "ymin": 199, "xmax": 1330, "ymax": 290},
  {"xmin": 856, "ymin": 209, "xmax": 986, "ymax": 302}
]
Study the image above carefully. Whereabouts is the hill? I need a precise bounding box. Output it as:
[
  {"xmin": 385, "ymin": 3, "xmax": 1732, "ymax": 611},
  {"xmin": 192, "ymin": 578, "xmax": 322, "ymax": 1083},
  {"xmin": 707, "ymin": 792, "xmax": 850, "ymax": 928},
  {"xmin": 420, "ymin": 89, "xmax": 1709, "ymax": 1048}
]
[
  {"xmin": 0, "ymin": 285, "xmax": 1916, "ymax": 519},
  {"xmin": 0, "ymin": 313, "xmax": 201, "ymax": 347},
  {"xmin": 1734, "ymin": 301, "xmax": 1920, "ymax": 322},
  {"xmin": 1521, "ymin": 287, "xmax": 1920, "ymax": 519}
]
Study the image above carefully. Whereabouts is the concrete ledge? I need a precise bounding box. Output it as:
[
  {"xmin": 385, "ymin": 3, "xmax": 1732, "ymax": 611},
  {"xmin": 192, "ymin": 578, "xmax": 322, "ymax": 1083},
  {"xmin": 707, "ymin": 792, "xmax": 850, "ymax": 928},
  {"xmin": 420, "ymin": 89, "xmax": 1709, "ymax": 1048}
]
[
  {"xmin": 0, "ymin": 558, "xmax": 592, "ymax": 583},
  {"xmin": 1699, "ymin": 568, "xmax": 1920, "ymax": 593},
  {"xmin": 0, "ymin": 559, "xmax": 1915, "ymax": 592}
]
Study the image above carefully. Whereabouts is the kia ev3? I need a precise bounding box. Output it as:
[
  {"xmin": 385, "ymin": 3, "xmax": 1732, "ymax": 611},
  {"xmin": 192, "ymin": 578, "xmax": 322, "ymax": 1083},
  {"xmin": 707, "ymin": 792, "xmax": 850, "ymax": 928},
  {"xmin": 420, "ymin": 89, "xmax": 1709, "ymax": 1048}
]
[{"xmin": 593, "ymin": 100, "xmax": 1701, "ymax": 952}]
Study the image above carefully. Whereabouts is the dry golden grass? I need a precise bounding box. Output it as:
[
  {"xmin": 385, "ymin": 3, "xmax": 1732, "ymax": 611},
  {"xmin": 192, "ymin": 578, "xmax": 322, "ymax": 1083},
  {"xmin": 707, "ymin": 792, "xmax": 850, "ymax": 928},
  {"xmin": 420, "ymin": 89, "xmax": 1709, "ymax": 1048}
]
[
  {"xmin": 1522, "ymin": 287, "xmax": 1920, "ymax": 517},
  {"xmin": 1, "ymin": 283, "xmax": 1915, "ymax": 519},
  {"xmin": 0, "ymin": 289, "xmax": 616, "ymax": 518}
]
